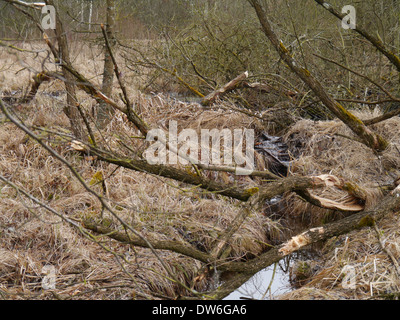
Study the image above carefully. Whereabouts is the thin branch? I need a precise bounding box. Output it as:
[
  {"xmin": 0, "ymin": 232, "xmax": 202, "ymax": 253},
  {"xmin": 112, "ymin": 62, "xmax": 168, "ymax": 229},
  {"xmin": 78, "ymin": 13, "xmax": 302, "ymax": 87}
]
[
  {"xmin": 100, "ymin": 23, "xmax": 134, "ymax": 118},
  {"xmin": 313, "ymin": 53, "xmax": 399, "ymax": 101},
  {"xmin": 0, "ymin": 40, "xmax": 46, "ymax": 53},
  {"xmin": 373, "ymin": 223, "xmax": 400, "ymax": 278},
  {"xmin": 82, "ymin": 218, "xmax": 212, "ymax": 264}
]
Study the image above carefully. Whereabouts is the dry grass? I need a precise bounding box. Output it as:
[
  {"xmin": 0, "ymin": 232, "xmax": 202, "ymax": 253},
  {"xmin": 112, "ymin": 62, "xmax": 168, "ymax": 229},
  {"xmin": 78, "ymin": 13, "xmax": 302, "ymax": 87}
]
[
  {"xmin": 0, "ymin": 43, "xmax": 280, "ymax": 299},
  {"xmin": 2, "ymin": 42, "xmax": 400, "ymax": 300},
  {"xmin": 0, "ymin": 110, "xmax": 280, "ymax": 299}
]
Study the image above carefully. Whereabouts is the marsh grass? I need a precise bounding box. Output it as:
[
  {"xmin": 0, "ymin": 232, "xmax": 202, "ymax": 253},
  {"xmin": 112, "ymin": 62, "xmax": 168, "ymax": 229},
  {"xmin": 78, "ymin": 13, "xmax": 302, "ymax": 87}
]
[
  {"xmin": 1, "ymin": 36, "xmax": 400, "ymax": 300},
  {"xmin": 0, "ymin": 44, "xmax": 281, "ymax": 298}
]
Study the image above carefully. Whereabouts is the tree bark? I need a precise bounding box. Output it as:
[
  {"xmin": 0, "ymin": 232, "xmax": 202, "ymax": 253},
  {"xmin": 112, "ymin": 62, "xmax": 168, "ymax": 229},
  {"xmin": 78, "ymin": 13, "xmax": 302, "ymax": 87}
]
[
  {"xmin": 97, "ymin": 0, "xmax": 116, "ymax": 127},
  {"xmin": 46, "ymin": 0, "xmax": 85, "ymax": 140},
  {"xmin": 211, "ymin": 185, "xmax": 400, "ymax": 299},
  {"xmin": 78, "ymin": 155, "xmax": 400, "ymax": 300},
  {"xmin": 201, "ymin": 71, "xmax": 249, "ymax": 106},
  {"xmin": 2, "ymin": 90, "xmax": 397, "ymax": 299}
]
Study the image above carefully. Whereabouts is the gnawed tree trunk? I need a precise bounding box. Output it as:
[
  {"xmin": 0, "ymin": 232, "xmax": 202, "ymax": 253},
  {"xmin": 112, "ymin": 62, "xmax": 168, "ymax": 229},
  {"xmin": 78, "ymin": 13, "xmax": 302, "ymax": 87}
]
[
  {"xmin": 72, "ymin": 142, "xmax": 372, "ymax": 212},
  {"xmin": 78, "ymin": 164, "xmax": 400, "ymax": 299},
  {"xmin": 1, "ymin": 91, "xmax": 397, "ymax": 299},
  {"xmin": 97, "ymin": 0, "xmax": 116, "ymax": 127},
  {"xmin": 249, "ymin": 0, "xmax": 388, "ymax": 152}
]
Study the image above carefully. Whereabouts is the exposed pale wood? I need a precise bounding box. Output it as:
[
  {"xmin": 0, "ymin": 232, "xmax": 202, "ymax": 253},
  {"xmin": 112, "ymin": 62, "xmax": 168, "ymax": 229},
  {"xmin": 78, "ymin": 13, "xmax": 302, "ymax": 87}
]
[
  {"xmin": 242, "ymin": 81, "xmax": 298, "ymax": 99},
  {"xmin": 309, "ymin": 195, "xmax": 364, "ymax": 212},
  {"xmin": 212, "ymin": 185, "xmax": 400, "ymax": 299},
  {"xmin": 21, "ymin": 71, "xmax": 54, "ymax": 103}
]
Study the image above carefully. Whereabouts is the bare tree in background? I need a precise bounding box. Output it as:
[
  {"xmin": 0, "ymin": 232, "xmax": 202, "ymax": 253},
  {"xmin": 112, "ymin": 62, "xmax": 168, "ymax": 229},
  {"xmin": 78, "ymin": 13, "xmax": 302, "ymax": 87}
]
[
  {"xmin": 97, "ymin": 0, "xmax": 116, "ymax": 127},
  {"xmin": 46, "ymin": 0, "xmax": 85, "ymax": 139}
]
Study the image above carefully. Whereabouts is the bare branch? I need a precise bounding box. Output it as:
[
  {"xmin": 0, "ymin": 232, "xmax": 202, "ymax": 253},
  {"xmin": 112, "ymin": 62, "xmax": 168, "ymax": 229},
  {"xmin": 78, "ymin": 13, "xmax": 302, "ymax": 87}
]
[{"xmin": 201, "ymin": 71, "xmax": 249, "ymax": 106}]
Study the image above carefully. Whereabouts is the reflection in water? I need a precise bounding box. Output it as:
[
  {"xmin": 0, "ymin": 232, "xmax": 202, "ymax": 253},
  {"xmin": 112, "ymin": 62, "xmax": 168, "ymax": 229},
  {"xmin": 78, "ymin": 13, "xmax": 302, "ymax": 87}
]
[
  {"xmin": 224, "ymin": 263, "xmax": 292, "ymax": 300},
  {"xmin": 224, "ymin": 250, "xmax": 320, "ymax": 300}
]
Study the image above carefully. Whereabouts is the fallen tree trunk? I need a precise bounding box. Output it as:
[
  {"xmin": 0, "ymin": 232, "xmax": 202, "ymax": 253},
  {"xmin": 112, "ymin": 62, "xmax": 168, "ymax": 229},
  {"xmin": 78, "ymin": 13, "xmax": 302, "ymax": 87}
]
[
  {"xmin": 73, "ymin": 141, "xmax": 370, "ymax": 208},
  {"xmin": 79, "ymin": 166, "xmax": 400, "ymax": 299},
  {"xmin": 1, "ymin": 96, "xmax": 394, "ymax": 300}
]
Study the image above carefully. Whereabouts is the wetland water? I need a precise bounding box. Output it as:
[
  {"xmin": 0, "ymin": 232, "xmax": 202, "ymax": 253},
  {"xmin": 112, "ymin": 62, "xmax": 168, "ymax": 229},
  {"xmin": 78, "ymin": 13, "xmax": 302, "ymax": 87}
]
[
  {"xmin": 225, "ymin": 264, "xmax": 292, "ymax": 300},
  {"xmin": 224, "ymin": 249, "xmax": 321, "ymax": 300}
]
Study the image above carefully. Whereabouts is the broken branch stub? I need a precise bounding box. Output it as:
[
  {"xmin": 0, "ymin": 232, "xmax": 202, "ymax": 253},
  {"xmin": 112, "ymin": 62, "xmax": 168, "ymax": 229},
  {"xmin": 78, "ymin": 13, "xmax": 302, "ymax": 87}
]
[
  {"xmin": 201, "ymin": 71, "xmax": 249, "ymax": 106},
  {"xmin": 278, "ymin": 228, "xmax": 324, "ymax": 256},
  {"xmin": 22, "ymin": 71, "xmax": 54, "ymax": 103}
]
